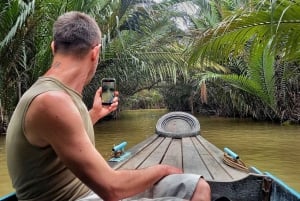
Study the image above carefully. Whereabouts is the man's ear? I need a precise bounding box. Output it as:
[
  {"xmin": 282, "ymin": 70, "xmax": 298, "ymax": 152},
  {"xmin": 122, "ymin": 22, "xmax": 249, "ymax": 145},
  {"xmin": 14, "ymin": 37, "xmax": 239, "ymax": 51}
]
[
  {"xmin": 91, "ymin": 44, "xmax": 101, "ymax": 61},
  {"xmin": 51, "ymin": 41, "xmax": 55, "ymax": 55}
]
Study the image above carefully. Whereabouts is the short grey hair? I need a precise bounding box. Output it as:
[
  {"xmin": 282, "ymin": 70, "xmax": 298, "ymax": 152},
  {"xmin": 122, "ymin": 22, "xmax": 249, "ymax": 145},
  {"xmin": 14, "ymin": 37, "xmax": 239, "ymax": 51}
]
[{"xmin": 53, "ymin": 11, "xmax": 101, "ymax": 56}]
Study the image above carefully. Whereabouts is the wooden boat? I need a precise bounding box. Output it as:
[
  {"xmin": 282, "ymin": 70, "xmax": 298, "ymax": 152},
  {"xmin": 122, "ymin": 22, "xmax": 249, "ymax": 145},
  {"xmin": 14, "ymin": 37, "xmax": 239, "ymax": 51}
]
[{"xmin": 1, "ymin": 112, "xmax": 299, "ymax": 201}]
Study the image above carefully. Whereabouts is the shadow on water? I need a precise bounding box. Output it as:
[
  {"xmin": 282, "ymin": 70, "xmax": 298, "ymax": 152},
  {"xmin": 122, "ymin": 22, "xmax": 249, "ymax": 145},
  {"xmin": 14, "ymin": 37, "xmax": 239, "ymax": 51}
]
[{"xmin": 1, "ymin": 109, "xmax": 299, "ymax": 196}]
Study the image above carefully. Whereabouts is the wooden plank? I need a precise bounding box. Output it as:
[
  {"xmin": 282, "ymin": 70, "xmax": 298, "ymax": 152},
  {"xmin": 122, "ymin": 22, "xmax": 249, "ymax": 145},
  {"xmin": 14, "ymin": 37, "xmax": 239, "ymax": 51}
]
[
  {"xmin": 118, "ymin": 137, "xmax": 165, "ymax": 170},
  {"xmin": 191, "ymin": 136, "xmax": 232, "ymax": 181},
  {"xmin": 182, "ymin": 137, "xmax": 212, "ymax": 179},
  {"xmin": 195, "ymin": 135, "xmax": 247, "ymax": 180},
  {"xmin": 161, "ymin": 139, "xmax": 182, "ymax": 169},
  {"xmin": 139, "ymin": 137, "xmax": 172, "ymax": 169},
  {"xmin": 110, "ymin": 134, "xmax": 159, "ymax": 169},
  {"xmin": 196, "ymin": 135, "xmax": 248, "ymax": 179},
  {"xmin": 112, "ymin": 134, "xmax": 246, "ymax": 181}
]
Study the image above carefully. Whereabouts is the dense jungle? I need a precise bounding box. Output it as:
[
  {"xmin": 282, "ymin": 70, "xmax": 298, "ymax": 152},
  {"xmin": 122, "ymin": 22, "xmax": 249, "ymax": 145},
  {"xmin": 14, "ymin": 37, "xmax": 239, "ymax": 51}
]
[{"xmin": 1, "ymin": 0, "xmax": 300, "ymax": 133}]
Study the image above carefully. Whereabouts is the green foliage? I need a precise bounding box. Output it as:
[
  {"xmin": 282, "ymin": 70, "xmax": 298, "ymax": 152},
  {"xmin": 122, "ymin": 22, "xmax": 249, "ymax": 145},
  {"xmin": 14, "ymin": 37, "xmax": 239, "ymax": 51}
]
[
  {"xmin": 200, "ymin": 39, "xmax": 277, "ymax": 111},
  {"xmin": 190, "ymin": 1, "xmax": 300, "ymax": 65},
  {"xmin": 122, "ymin": 89, "xmax": 165, "ymax": 110},
  {"xmin": 189, "ymin": 0, "xmax": 300, "ymax": 122},
  {"xmin": 160, "ymin": 81, "xmax": 194, "ymax": 111},
  {"xmin": 0, "ymin": 1, "xmax": 35, "ymax": 49},
  {"xmin": 0, "ymin": 0, "xmax": 36, "ymax": 117},
  {"xmin": 1, "ymin": 0, "xmax": 299, "ymax": 124}
]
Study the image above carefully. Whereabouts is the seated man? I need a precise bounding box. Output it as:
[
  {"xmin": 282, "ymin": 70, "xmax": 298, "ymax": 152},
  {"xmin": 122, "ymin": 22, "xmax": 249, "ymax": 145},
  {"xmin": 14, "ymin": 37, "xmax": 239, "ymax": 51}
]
[{"xmin": 6, "ymin": 11, "xmax": 211, "ymax": 201}]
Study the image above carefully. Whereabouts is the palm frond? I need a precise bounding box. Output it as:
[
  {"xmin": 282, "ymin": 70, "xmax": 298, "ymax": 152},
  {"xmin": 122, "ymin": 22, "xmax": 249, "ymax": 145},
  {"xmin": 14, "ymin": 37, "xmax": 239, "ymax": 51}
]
[
  {"xmin": 199, "ymin": 72, "xmax": 273, "ymax": 107},
  {"xmin": 248, "ymin": 38, "xmax": 276, "ymax": 107},
  {"xmin": 194, "ymin": 34, "xmax": 277, "ymax": 111},
  {"xmin": 189, "ymin": 1, "xmax": 300, "ymax": 65},
  {"xmin": 0, "ymin": 0, "xmax": 35, "ymax": 49}
]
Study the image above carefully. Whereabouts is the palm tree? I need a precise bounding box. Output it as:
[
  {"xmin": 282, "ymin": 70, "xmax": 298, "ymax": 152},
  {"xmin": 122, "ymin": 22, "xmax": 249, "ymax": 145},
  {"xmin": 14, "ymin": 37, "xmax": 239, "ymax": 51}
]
[
  {"xmin": 0, "ymin": 0, "xmax": 35, "ymax": 120},
  {"xmin": 1, "ymin": 0, "xmax": 205, "ymax": 119},
  {"xmin": 189, "ymin": 0, "xmax": 300, "ymax": 122},
  {"xmin": 0, "ymin": 0, "xmax": 127, "ymax": 122},
  {"xmin": 84, "ymin": 0, "xmax": 227, "ymax": 109}
]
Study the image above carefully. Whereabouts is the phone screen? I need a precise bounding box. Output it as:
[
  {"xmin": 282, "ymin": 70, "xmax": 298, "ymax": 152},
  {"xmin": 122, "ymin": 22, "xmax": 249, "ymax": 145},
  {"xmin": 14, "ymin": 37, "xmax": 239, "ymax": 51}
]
[{"xmin": 101, "ymin": 78, "xmax": 116, "ymax": 105}]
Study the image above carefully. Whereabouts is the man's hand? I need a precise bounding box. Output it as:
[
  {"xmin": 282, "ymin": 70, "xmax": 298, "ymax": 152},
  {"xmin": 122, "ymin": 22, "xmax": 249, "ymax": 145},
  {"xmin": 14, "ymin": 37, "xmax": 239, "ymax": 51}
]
[{"xmin": 89, "ymin": 87, "xmax": 119, "ymax": 124}]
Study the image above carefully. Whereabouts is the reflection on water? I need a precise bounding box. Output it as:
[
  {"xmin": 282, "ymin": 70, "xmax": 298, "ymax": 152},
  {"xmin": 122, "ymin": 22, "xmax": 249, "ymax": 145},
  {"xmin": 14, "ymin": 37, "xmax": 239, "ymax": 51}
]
[{"xmin": 1, "ymin": 109, "xmax": 299, "ymax": 196}]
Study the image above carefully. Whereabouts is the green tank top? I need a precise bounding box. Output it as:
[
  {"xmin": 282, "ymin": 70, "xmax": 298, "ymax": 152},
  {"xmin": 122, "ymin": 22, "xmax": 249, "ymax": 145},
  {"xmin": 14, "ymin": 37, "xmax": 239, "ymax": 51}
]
[{"xmin": 6, "ymin": 77, "xmax": 94, "ymax": 201}]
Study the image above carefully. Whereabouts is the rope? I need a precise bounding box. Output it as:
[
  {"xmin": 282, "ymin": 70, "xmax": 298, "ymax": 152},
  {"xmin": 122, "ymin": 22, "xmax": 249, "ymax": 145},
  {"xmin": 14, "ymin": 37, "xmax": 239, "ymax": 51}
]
[{"xmin": 223, "ymin": 153, "xmax": 249, "ymax": 173}]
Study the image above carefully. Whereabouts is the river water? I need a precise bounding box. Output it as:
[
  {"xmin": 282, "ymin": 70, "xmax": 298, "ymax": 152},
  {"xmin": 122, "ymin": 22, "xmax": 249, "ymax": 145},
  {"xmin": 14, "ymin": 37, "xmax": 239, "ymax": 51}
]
[{"xmin": 1, "ymin": 109, "xmax": 299, "ymax": 196}]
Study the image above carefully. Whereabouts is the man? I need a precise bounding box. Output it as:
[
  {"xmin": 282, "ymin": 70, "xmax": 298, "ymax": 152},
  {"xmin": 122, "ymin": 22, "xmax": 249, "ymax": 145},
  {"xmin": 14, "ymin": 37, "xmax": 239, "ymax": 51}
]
[{"xmin": 6, "ymin": 11, "xmax": 210, "ymax": 201}]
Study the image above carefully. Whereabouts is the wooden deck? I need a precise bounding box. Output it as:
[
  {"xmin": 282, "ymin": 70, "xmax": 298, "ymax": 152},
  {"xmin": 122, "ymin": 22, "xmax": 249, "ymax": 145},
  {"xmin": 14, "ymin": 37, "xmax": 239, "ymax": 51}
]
[{"xmin": 109, "ymin": 134, "xmax": 248, "ymax": 182}]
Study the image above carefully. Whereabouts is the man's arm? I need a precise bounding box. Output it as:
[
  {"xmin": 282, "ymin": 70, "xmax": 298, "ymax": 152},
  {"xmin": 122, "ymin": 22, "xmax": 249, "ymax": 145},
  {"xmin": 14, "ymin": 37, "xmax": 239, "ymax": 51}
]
[{"xmin": 24, "ymin": 91, "xmax": 181, "ymax": 201}]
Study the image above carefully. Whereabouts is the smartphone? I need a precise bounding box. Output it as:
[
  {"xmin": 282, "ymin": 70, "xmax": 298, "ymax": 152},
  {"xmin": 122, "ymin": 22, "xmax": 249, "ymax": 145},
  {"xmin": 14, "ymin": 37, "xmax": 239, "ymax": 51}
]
[{"xmin": 101, "ymin": 78, "xmax": 116, "ymax": 105}]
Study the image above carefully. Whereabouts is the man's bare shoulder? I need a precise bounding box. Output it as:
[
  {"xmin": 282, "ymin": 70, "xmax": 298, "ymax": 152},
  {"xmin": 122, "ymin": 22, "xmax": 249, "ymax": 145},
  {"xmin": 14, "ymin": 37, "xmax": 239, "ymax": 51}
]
[
  {"xmin": 33, "ymin": 90, "xmax": 73, "ymax": 107},
  {"xmin": 24, "ymin": 90, "xmax": 81, "ymax": 147},
  {"xmin": 28, "ymin": 90, "xmax": 78, "ymax": 123}
]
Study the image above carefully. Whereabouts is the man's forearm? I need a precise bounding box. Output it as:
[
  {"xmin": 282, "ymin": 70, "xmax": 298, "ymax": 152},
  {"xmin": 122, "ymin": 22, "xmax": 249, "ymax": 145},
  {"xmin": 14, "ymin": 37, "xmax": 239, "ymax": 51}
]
[
  {"xmin": 106, "ymin": 165, "xmax": 182, "ymax": 200},
  {"xmin": 89, "ymin": 109, "xmax": 102, "ymax": 125}
]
